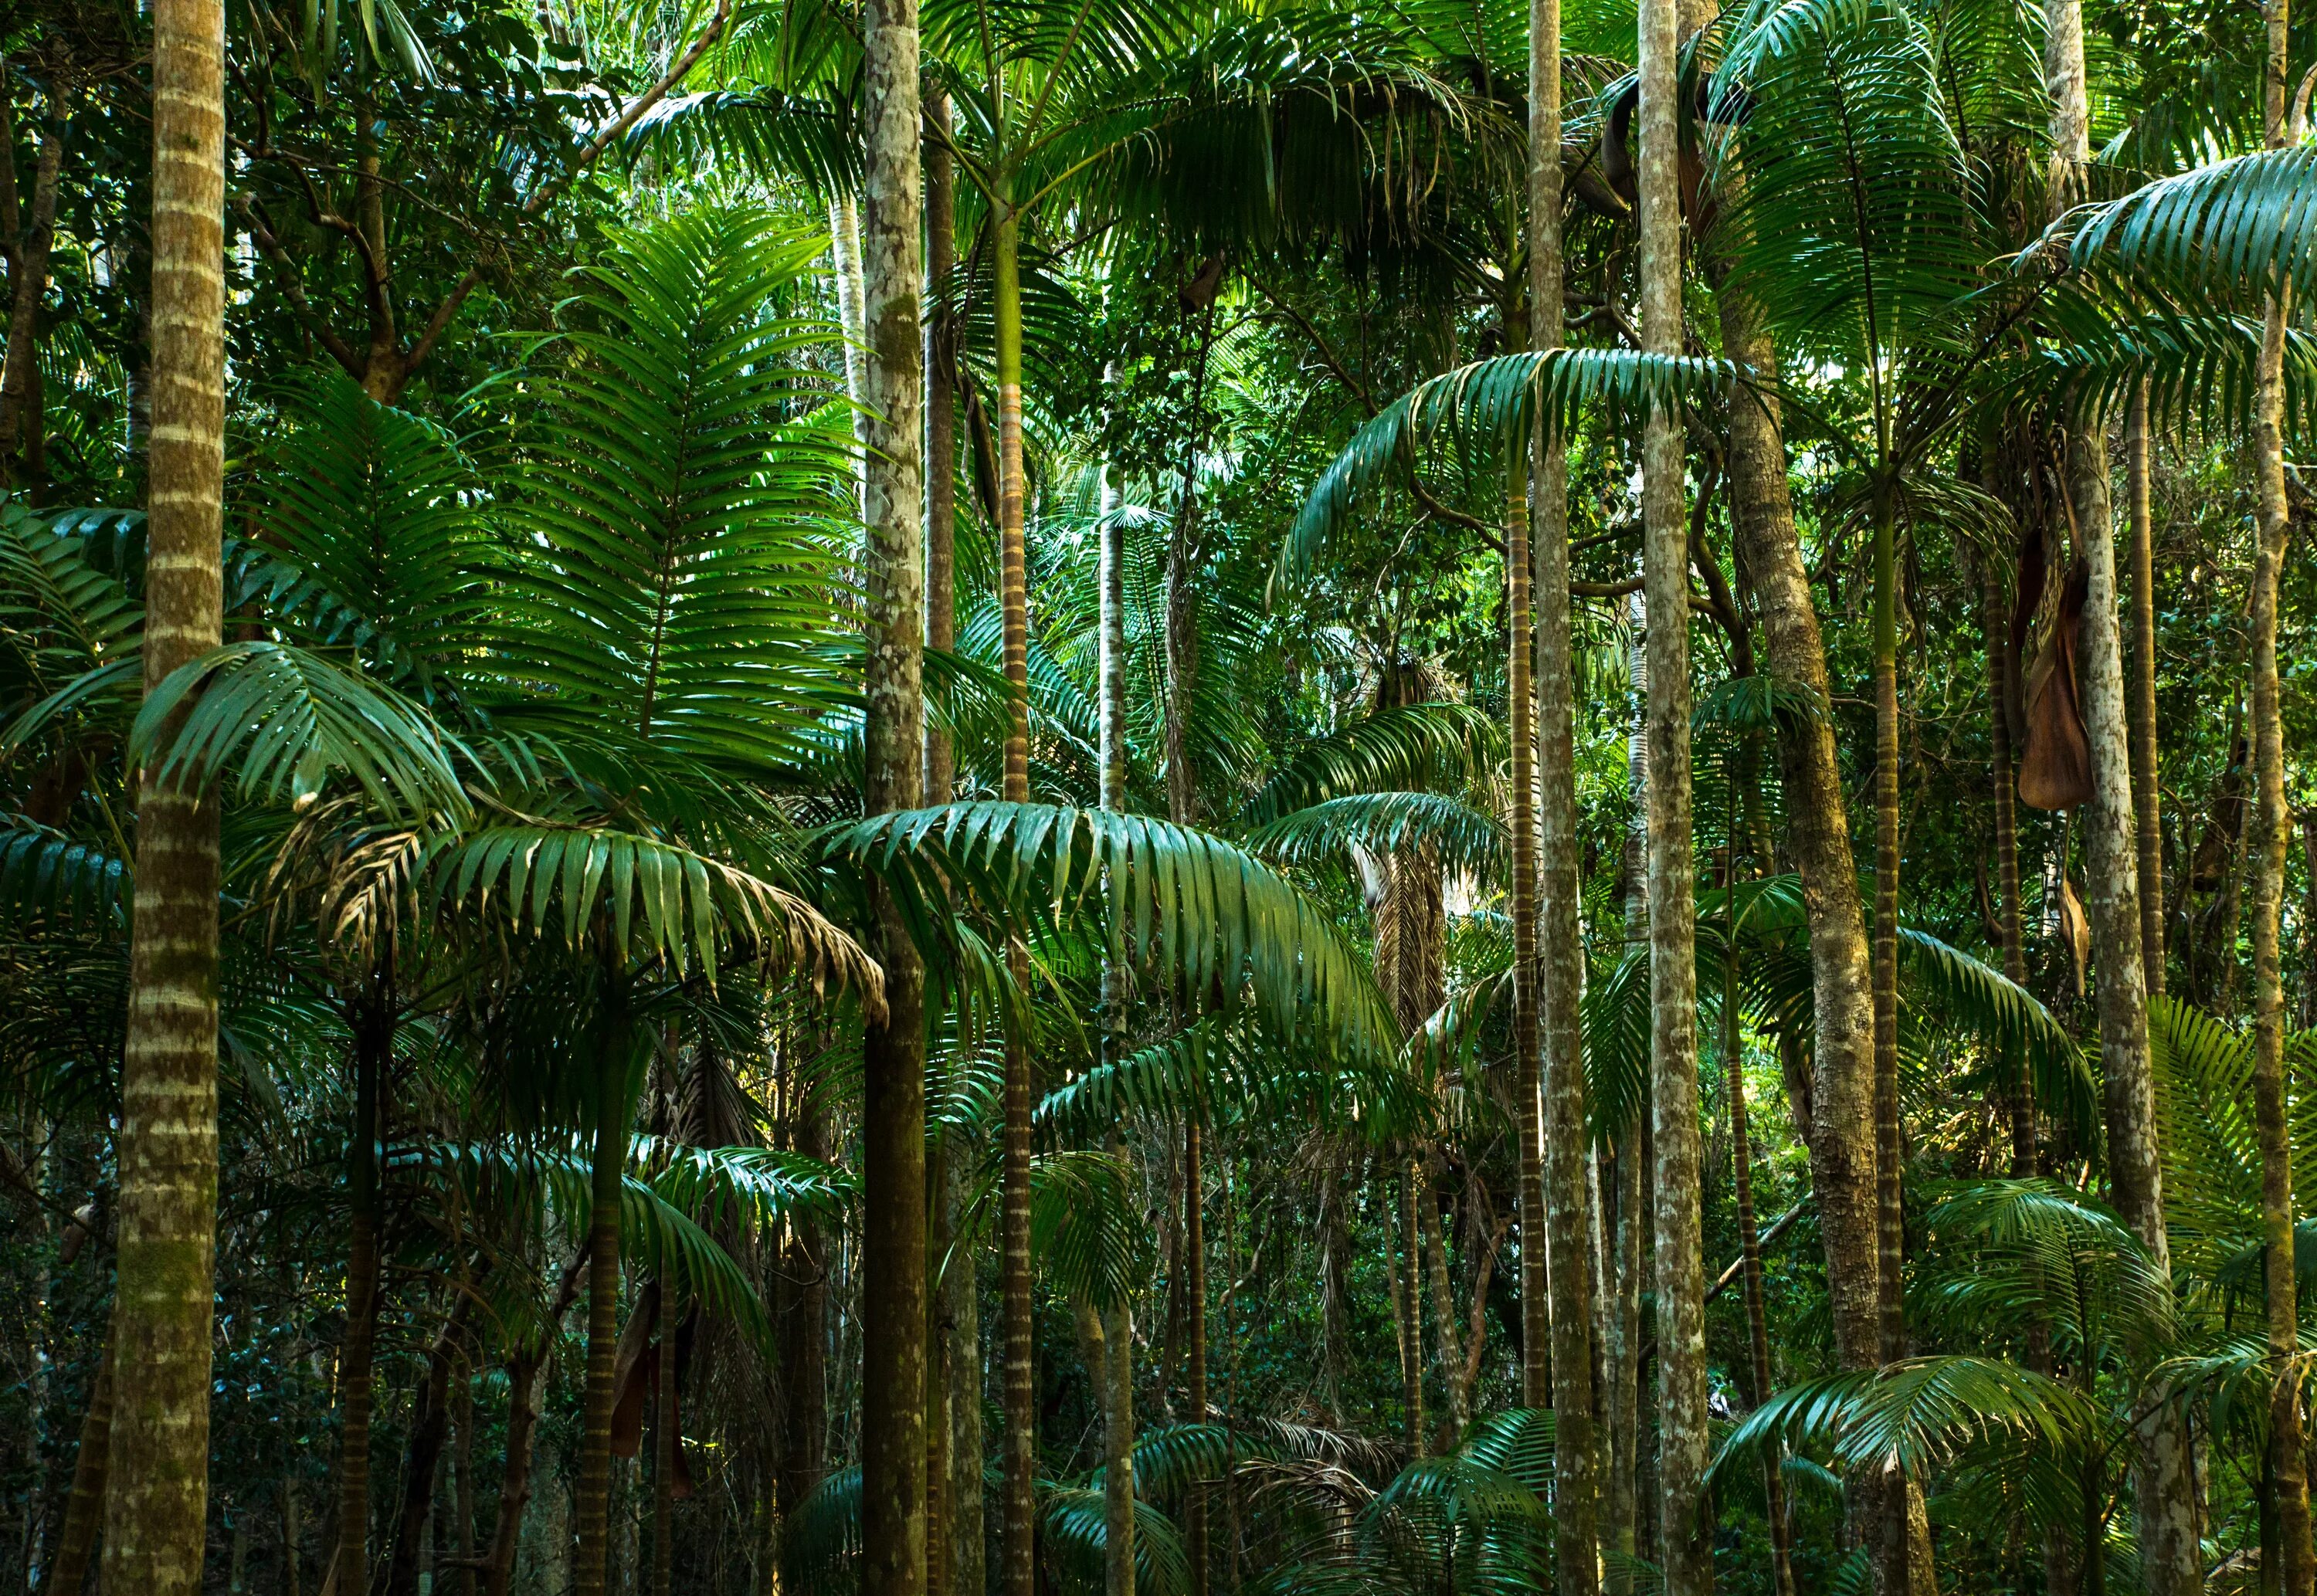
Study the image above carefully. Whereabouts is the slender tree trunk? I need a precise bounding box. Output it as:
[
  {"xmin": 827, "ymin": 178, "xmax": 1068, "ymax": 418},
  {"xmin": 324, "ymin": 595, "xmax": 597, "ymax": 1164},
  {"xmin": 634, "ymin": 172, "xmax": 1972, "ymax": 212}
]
[
  {"xmin": 386, "ymin": 1297, "xmax": 473, "ymax": 1596},
  {"xmin": 860, "ymin": 10, "xmax": 928, "ymax": 1594},
  {"xmin": 1712, "ymin": 273, "xmax": 1882, "ymax": 1384},
  {"xmin": 2071, "ymin": 422, "xmax": 2201, "ymax": 1594},
  {"xmin": 1636, "ymin": 3, "xmax": 1708, "ymax": 1575},
  {"xmin": 338, "ymin": 994, "xmax": 388, "ymax": 1596},
  {"xmin": 993, "ymin": 191, "xmax": 1039, "ymax": 1596},
  {"xmin": 1396, "ymin": 1161, "xmax": 1426, "ymax": 1453},
  {"xmin": 1528, "ymin": 5, "xmax": 1600, "ymax": 1581},
  {"xmin": 2251, "ymin": 1, "xmax": 2309, "ymax": 1566},
  {"xmin": 0, "ymin": 83, "xmax": 64, "ymax": 484},
  {"xmin": 1725, "ymin": 901, "xmax": 1794, "ymax": 1596},
  {"xmin": 1420, "ymin": 1164, "xmax": 1468, "ymax": 1441},
  {"xmin": 453, "ymin": 1360, "xmax": 477, "ymax": 1596},
  {"xmin": 480, "ymin": 1350, "xmax": 545, "ymax": 1596},
  {"xmin": 2126, "ymin": 384, "xmax": 2165, "ymax": 1001},
  {"xmin": 574, "ymin": 986, "xmax": 634, "ymax": 1596},
  {"xmin": 1869, "ymin": 490, "xmax": 1905, "ymax": 1377},
  {"xmin": 1976, "ymin": 546, "xmax": 2037, "ymax": 1173},
  {"xmin": 100, "ymin": 0, "xmax": 227, "ymax": 1583},
  {"xmin": 943, "ymin": 1147, "xmax": 985, "ymax": 1596},
  {"xmin": 1184, "ymin": 1119, "xmax": 1209, "ymax": 1596},
  {"xmin": 40, "ymin": 1331, "xmax": 112, "ymax": 1596},
  {"xmin": 1165, "ymin": 320, "xmax": 1213, "ymax": 1596},
  {"xmin": 1503, "ymin": 402, "xmax": 1551, "ymax": 1419},
  {"xmin": 1603, "ymin": 1138, "xmax": 1645, "ymax": 1592},
  {"xmin": 924, "ymin": 93, "xmax": 958, "ymax": 805},
  {"xmin": 1095, "ymin": 450, "xmax": 1135, "ymax": 1596},
  {"xmin": 650, "ymin": 1282, "xmax": 675, "ymax": 1596}
]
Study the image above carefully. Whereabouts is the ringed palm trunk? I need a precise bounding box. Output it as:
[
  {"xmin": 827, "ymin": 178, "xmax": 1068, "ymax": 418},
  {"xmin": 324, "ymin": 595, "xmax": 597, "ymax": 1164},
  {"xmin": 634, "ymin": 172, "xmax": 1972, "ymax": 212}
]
[
  {"xmin": 1869, "ymin": 490, "xmax": 1903, "ymax": 1370},
  {"xmin": 100, "ymin": 0, "xmax": 227, "ymax": 1584},
  {"xmin": 1724, "ymin": 920, "xmax": 1795, "ymax": 1596},
  {"xmin": 1528, "ymin": 5, "xmax": 1600, "ymax": 1581},
  {"xmin": 859, "ymin": 8, "xmax": 928, "ymax": 1596},
  {"xmin": 1636, "ymin": 2, "xmax": 1708, "ymax": 1584},
  {"xmin": 2252, "ymin": 2, "xmax": 2309, "ymax": 1563},
  {"xmin": 992, "ymin": 185, "xmax": 1040, "ymax": 1596}
]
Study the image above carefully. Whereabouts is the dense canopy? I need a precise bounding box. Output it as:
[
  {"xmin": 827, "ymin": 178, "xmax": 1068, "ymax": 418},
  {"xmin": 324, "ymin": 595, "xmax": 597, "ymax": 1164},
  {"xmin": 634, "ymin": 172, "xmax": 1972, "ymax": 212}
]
[{"xmin": 1, "ymin": 0, "xmax": 2315, "ymax": 1592}]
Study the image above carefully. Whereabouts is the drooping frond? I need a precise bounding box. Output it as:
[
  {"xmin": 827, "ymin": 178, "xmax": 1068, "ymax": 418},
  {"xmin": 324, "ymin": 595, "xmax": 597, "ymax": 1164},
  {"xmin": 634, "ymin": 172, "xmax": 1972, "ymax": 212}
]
[
  {"xmin": 1237, "ymin": 704, "xmax": 1500, "ymax": 828},
  {"xmin": 828, "ymin": 803, "xmax": 1397, "ymax": 1065},
  {"xmin": 2055, "ymin": 145, "xmax": 2317, "ymax": 303},
  {"xmin": 426, "ymin": 821, "xmax": 884, "ymax": 1005},
  {"xmin": 1282, "ymin": 349, "xmax": 1735, "ymax": 582},
  {"xmin": 1711, "ymin": 1356, "xmax": 2095, "ymax": 1482},
  {"xmin": 132, "ymin": 641, "xmax": 473, "ymax": 820},
  {"xmin": 1243, "ymin": 791, "xmax": 1508, "ymax": 880}
]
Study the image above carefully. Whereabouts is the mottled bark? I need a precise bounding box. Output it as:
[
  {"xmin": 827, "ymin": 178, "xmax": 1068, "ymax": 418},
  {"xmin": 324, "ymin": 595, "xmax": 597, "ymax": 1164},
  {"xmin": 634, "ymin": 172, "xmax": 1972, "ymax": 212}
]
[
  {"xmin": 860, "ymin": 6, "xmax": 928, "ymax": 1593},
  {"xmin": 1637, "ymin": 0, "xmax": 1708, "ymax": 1574},
  {"xmin": 1504, "ymin": 405, "xmax": 1552, "ymax": 1421},
  {"xmin": 1396, "ymin": 1161, "xmax": 1426, "ymax": 1452},
  {"xmin": 1715, "ymin": 293, "xmax": 1883, "ymax": 1377},
  {"xmin": 1184, "ymin": 1118, "xmax": 1209, "ymax": 1596},
  {"xmin": 923, "ymin": 93, "xmax": 958, "ymax": 803},
  {"xmin": 2251, "ymin": 9, "xmax": 2309, "ymax": 1561},
  {"xmin": 2126, "ymin": 385, "xmax": 2165, "ymax": 1000},
  {"xmin": 1976, "ymin": 547, "xmax": 2037, "ymax": 1173},
  {"xmin": 100, "ymin": 0, "xmax": 227, "ymax": 1584},
  {"xmin": 338, "ymin": 993, "xmax": 388, "ymax": 1596}
]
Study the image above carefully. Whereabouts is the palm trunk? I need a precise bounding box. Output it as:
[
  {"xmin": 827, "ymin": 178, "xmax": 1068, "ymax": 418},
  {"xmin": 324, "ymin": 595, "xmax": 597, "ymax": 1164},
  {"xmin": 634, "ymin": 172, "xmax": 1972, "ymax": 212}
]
[
  {"xmin": 926, "ymin": 1135, "xmax": 953, "ymax": 1596},
  {"xmin": 1096, "ymin": 446, "xmax": 1136, "ymax": 1596},
  {"xmin": 386, "ymin": 1297, "xmax": 474, "ymax": 1596},
  {"xmin": 1603, "ymin": 1137, "xmax": 1645, "ymax": 1591},
  {"xmin": 1637, "ymin": 0, "xmax": 1709, "ymax": 1580},
  {"xmin": 993, "ymin": 188, "xmax": 1040, "ymax": 1596},
  {"xmin": 40, "ymin": 1330, "xmax": 112, "ymax": 1596},
  {"xmin": 924, "ymin": 92, "xmax": 958, "ymax": 805},
  {"xmin": 2251, "ymin": 16, "xmax": 2309, "ymax": 1560},
  {"xmin": 101, "ymin": 0, "xmax": 227, "ymax": 1579},
  {"xmin": 574, "ymin": 985, "xmax": 633, "ymax": 1596},
  {"xmin": 2068, "ymin": 423, "xmax": 2201, "ymax": 1594},
  {"xmin": 2126, "ymin": 384, "xmax": 2165, "ymax": 1000},
  {"xmin": 0, "ymin": 83, "xmax": 64, "ymax": 484},
  {"xmin": 1725, "ymin": 903, "xmax": 1794, "ymax": 1596},
  {"xmin": 1530, "ymin": 2, "xmax": 1599, "ymax": 1577},
  {"xmin": 1870, "ymin": 493, "xmax": 1904, "ymax": 1371},
  {"xmin": 1976, "ymin": 545, "xmax": 2037, "ymax": 1172},
  {"xmin": 650, "ymin": 1283, "xmax": 676, "ymax": 1596},
  {"xmin": 1184, "ymin": 1118, "xmax": 1209, "ymax": 1596},
  {"xmin": 339, "ymin": 992, "xmax": 388, "ymax": 1596},
  {"xmin": 942, "ymin": 1145, "xmax": 985, "ymax": 1596},
  {"xmin": 860, "ymin": 9, "xmax": 929, "ymax": 1593},
  {"xmin": 1420, "ymin": 1164, "xmax": 1468, "ymax": 1441},
  {"xmin": 1504, "ymin": 416, "xmax": 1550, "ymax": 1418},
  {"xmin": 1396, "ymin": 1161, "xmax": 1426, "ymax": 1452},
  {"xmin": 1715, "ymin": 290, "xmax": 1882, "ymax": 1376}
]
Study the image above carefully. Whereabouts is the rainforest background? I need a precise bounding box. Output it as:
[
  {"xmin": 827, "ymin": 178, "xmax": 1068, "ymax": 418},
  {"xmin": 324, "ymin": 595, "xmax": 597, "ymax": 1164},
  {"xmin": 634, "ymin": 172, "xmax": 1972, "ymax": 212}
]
[{"xmin": 1, "ymin": 0, "xmax": 2315, "ymax": 1591}]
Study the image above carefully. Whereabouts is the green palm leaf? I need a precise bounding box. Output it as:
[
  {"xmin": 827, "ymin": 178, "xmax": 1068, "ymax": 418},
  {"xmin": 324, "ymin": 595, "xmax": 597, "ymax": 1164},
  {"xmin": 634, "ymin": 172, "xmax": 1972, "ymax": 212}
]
[
  {"xmin": 426, "ymin": 820, "xmax": 883, "ymax": 1004},
  {"xmin": 131, "ymin": 641, "xmax": 473, "ymax": 819},
  {"xmin": 2059, "ymin": 145, "xmax": 2317, "ymax": 302},
  {"xmin": 1712, "ymin": 1355, "xmax": 2095, "ymax": 1482},
  {"xmin": 829, "ymin": 802, "xmax": 1398, "ymax": 1066}
]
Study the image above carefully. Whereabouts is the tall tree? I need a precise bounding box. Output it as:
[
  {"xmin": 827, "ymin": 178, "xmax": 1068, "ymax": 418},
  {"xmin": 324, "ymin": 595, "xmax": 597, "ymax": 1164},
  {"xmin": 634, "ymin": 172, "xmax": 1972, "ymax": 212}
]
[
  {"xmin": 2248, "ymin": 0, "xmax": 2309, "ymax": 1577},
  {"xmin": 1637, "ymin": 0, "xmax": 1709, "ymax": 1584},
  {"xmin": 857, "ymin": 0, "xmax": 929, "ymax": 1592},
  {"xmin": 1528, "ymin": 0, "xmax": 1600, "ymax": 1583},
  {"xmin": 99, "ymin": 0, "xmax": 228, "ymax": 1586}
]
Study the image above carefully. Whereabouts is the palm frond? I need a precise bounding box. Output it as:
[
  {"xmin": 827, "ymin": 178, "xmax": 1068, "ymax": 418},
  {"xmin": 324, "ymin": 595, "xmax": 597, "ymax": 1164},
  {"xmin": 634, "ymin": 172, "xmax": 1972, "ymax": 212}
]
[{"xmin": 1711, "ymin": 1356, "xmax": 2096, "ymax": 1483}]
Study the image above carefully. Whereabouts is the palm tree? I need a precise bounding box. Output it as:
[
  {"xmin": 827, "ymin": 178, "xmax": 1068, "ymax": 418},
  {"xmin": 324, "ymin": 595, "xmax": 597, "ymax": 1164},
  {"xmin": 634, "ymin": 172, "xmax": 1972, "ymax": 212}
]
[
  {"xmin": 857, "ymin": 2, "xmax": 929, "ymax": 1593},
  {"xmin": 1635, "ymin": 0, "xmax": 1707, "ymax": 1583},
  {"xmin": 2247, "ymin": 0, "xmax": 2308, "ymax": 1564},
  {"xmin": 1525, "ymin": 0, "xmax": 1599, "ymax": 1583},
  {"xmin": 99, "ymin": 0, "xmax": 228, "ymax": 1582}
]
